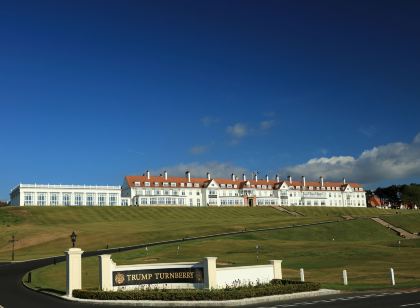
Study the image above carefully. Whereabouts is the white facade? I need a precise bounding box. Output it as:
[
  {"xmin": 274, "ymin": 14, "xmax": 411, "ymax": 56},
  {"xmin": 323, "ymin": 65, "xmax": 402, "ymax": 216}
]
[
  {"xmin": 123, "ymin": 172, "xmax": 366, "ymax": 207},
  {"xmin": 9, "ymin": 184, "xmax": 129, "ymax": 206},
  {"xmin": 10, "ymin": 172, "xmax": 366, "ymax": 207}
]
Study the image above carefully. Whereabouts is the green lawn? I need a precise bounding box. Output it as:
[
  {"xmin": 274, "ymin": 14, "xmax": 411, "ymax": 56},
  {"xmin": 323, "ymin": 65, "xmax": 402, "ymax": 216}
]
[
  {"xmin": 0, "ymin": 206, "xmax": 328, "ymax": 261},
  {"xmin": 381, "ymin": 212, "xmax": 420, "ymax": 234},
  {"xmin": 27, "ymin": 218, "xmax": 420, "ymax": 293}
]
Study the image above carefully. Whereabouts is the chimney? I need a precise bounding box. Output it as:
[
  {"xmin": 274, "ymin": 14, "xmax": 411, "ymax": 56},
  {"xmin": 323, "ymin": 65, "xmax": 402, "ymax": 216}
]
[
  {"xmin": 254, "ymin": 173, "xmax": 258, "ymax": 182},
  {"xmin": 164, "ymin": 171, "xmax": 168, "ymax": 180},
  {"xmin": 231, "ymin": 173, "xmax": 235, "ymax": 181},
  {"xmin": 146, "ymin": 170, "xmax": 150, "ymax": 180},
  {"xmin": 276, "ymin": 174, "xmax": 280, "ymax": 182},
  {"xmin": 302, "ymin": 176, "xmax": 306, "ymax": 187},
  {"xmin": 343, "ymin": 178, "xmax": 346, "ymax": 185},
  {"xmin": 243, "ymin": 173, "xmax": 246, "ymax": 181},
  {"xmin": 320, "ymin": 176, "xmax": 324, "ymax": 187},
  {"xmin": 186, "ymin": 171, "xmax": 191, "ymax": 182},
  {"xmin": 288, "ymin": 175, "xmax": 292, "ymax": 184},
  {"xmin": 207, "ymin": 172, "xmax": 211, "ymax": 180},
  {"xmin": 266, "ymin": 174, "xmax": 269, "ymax": 182}
]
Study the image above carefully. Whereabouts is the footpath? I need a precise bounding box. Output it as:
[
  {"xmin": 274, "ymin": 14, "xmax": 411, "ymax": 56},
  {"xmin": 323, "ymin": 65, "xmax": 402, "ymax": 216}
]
[{"xmin": 371, "ymin": 217, "xmax": 419, "ymax": 239}]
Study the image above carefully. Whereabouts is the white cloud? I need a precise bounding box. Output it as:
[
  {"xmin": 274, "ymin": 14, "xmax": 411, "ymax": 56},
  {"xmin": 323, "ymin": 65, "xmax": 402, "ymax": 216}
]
[
  {"xmin": 226, "ymin": 123, "xmax": 248, "ymax": 138},
  {"xmin": 189, "ymin": 145, "xmax": 208, "ymax": 155},
  {"xmin": 153, "ymin": 162, "xmax": 248, "ymax": 179},
  {"xmin": 260, "ymin": 120, "xmax": 275, "ymax": 130},
  {"xmin": 281, "ymin": 133, "xmax": 420, "ymax": 184}
]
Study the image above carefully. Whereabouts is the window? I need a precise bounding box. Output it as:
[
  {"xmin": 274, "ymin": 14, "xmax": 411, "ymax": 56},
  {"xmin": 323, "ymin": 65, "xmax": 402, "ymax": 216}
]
[
  {"xmin": 98, "ymin": 194, "xmax": 106, "ymax": 206},
  {"xmin": 155, "ymin": 182, "xmax": 160, "ymax": 186},
  {"xmin": 194, "ymin": 183, "xmax": 199, "ymax": 187},
  {"xmin": 75, "ymin": 193, "xmax": 83, "ymax": 206},
  {"xmin": 163, "ymin": 182, "xmax": 169, "ymax": 187},
  {"xmin": 63, "ymin": 193, "xmax": 71, "ymax": 206},
  {"xmin": 171, "ymin": 182, "xmax": 176, "ymax": 187},
  {"xmin": 196, "ymin": 191, "xmax": 200, "ymax": 196},
  {"xmin": 37, "ymin": 193, "xmax": 47, "ymax": 206},
  {"xmin": 166, "ymin": 197, "xmax": 171, "ymax": 205},
  {"xmin": 158, "ymin": 197, "xmax": 165, "ymax": 204},
  {"xmin": 145, "ymin": 182, "xmax": 150, "ymax": 187},
  {"xmin": 150, "ymin": 198, "xmax": 157, "ymax": 205},
  {"xmin": 87, "ymin": 193, "xmax": 95, "ymax": 206},
  {"xmin": 155, "ymin": 190, "xmax": 161, "ymax": 195},
  {"xmin": 141, "ymin": 198, "xmax": 148, "ymax": 205},
  {"xmin": 134, "ymin": 181, "xmax": 140, "ymax": 186},
  {"xmin": 24, "ymin": 192, "xmax": 34, "ymax": 205},
  {"xmin": 121, "ymin": 199, "xmax": 129, "ymax": 206},
  {"xmin": 109, "ymin": 194, "xmax": 118, "ymax": 206},
  {"xmin": 189, "ymin": 199, "xmax": 193, "ymax": 206},
  {"xmin": 197, "ymin": 199, "xmax": 201, "ymax": 206},
  {"xmin": 178, "ymin": 198, "xmax": 184, "ymax": 205},
  {"xmin": 50, "ymin": 193, "xmax": 59, "ymax": 206},
  {"xmin": 164, "ymin": 190, "xmax": 169, "ymax": 195}
]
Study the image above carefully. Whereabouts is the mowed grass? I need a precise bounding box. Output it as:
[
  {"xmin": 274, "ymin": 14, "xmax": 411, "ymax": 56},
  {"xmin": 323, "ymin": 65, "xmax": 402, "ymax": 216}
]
[
  {"xmin": 287, "ymin": 206, "xmax": 395, "ymax": 217},
  {"xmin": 0, "ymin": 206, "xmax": 333, "ymax": 261},
  {"xmin": 381, "ymin": 213, "xmax": 420, "ymax": 234},
  {"xmin": 28, "ymin": 218, "xmax": 420, "ymax": 293}
]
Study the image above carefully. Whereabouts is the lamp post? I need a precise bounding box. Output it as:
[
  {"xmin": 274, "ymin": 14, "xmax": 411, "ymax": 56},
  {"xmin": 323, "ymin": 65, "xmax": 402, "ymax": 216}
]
[{"xmin": 70, "ymin": 231, "xmax": 77, "ymax": 248}]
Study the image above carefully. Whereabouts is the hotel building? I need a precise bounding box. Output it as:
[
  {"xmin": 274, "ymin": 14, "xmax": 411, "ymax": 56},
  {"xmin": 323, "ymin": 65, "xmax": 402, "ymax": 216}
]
[
  {"xmin": 10, "ymin": 171, "xmax": 366, "ymax": 207},
  {"xmin": 9, "ymin": 184, "xmax": 130, "ymax": 207}
]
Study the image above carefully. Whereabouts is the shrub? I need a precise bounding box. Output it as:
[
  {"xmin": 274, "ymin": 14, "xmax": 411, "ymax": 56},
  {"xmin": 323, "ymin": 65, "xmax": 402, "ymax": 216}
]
[{"xmin": 73, "ymin": 280, "xmax": 320, "ymax": 301}]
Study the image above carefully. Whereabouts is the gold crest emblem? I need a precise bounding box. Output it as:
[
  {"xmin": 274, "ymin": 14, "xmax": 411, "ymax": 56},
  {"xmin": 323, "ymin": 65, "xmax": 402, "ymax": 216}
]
[
  {"xmin": 114, "ymin": 273, "xmax": 125, "ymax": 285},
  {"xmin": 195, "ymin": 270, "xmax": 203, "ymax": 282}
]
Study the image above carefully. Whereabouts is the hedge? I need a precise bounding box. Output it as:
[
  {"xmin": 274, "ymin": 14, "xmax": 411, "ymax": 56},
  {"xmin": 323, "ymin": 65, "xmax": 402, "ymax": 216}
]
[{"xmin": 73, "ymin": 280, "xmax": 320, "ymax": 301}]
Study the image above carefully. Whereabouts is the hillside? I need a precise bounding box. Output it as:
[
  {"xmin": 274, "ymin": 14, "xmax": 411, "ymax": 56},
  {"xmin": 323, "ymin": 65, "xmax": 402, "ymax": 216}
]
[{"xmin": 0, "ymin": 206, "xmax": 396, "ymax": 261}]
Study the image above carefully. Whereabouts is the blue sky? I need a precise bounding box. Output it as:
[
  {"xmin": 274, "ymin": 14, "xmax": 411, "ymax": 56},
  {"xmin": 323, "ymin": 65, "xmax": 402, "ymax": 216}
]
[{"xmin": 1, "ymin": 0, "xmax": 420, "ymax": 200}]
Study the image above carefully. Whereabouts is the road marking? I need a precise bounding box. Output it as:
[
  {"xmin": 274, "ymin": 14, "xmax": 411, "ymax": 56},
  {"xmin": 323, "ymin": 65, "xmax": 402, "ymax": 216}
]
[
  {"xmin": 401, "ymin": 303, "xmax": 420, "ymax": 307},
  {"xmin": 274, "ymin": 291, "xmax": 420, "ymax": 307}
]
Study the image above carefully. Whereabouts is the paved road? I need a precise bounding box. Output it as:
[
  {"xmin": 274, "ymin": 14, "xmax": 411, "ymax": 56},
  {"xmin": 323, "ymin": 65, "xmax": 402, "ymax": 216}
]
[{"xmin": 249, "ymin": 289, "xmax": 420, "ymax": 308}]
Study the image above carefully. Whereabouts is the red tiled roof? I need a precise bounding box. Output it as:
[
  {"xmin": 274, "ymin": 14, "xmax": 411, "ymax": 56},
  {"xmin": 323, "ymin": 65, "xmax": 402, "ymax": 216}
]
[{"xmin": 124, "ymin": 175, "xmax": 363, "ymax": 190}]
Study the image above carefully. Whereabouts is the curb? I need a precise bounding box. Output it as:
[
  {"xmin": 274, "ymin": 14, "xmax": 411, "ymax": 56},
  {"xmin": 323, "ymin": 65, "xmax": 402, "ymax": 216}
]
[{"xmin": 60, "ymin": 289, "xmax": 341, "ymax": 306}]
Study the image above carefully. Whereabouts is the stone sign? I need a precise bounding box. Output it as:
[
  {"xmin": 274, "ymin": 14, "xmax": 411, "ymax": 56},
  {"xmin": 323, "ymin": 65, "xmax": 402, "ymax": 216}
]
[{"xmin": 112, "ymin": 267, "xmax": 204, "ymax": 286}]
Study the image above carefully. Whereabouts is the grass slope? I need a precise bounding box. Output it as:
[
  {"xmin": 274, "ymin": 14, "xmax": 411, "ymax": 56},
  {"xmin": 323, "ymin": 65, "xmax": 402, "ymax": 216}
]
[
  {"xmin": 28, "ymin": 218, "xmax": 420, "ymax": 293},
  {"xmin": 0, "ymin": 206, "xmax": 329, "ymax": 260},
  {"xmin": 381, "ymin": 213, "xmax": 420, "ymax": 234}
]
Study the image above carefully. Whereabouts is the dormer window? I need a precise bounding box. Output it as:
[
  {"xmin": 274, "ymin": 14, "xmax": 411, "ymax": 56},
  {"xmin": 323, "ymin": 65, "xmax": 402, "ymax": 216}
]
[
  {"xmin": 234, "ymin": 184, "xmax": 237, "ymax": 188},
  {"xmin": 145, "ymin": 182, "xmax": 150, "ymax": 187},
  {"xmin": 227, "ymin": 184, "xmax": 232, "ymax": 188},
  {"xmin": 194, "ymin": 183, "xmax": 199, "ymax": 187},
  {"xmin": 221, "ymin": 184, "xmax": 226, "ymax": 188},
  {"xmin": 171, "ymin": 182, "xmax": 176, "ymax": 187},
  {"xmin": 134, "ymin": 182, "xmax": 140, "ymax": 187},
  {"xmin": 181, "ymin": 183, "xmax": 185, "ymax": 187},
  {"xmin": 163, "ymin": 182, "xmax": 169, "ymax": 187},
  {"xmin": 154, "ymin": 182, "xmax": 159, "ymax": 186}
]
